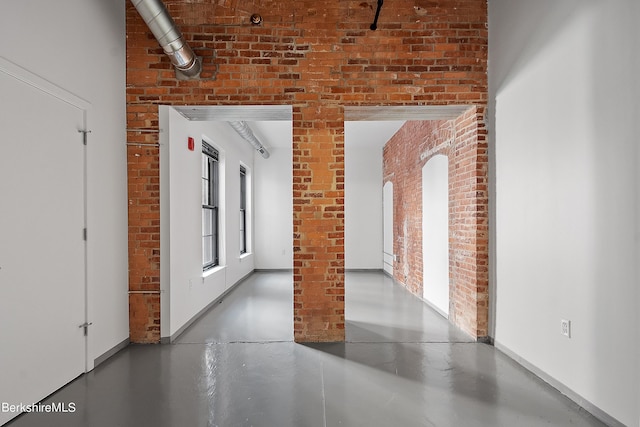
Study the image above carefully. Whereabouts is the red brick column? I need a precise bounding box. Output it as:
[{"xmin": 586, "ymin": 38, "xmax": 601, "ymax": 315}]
[
  {"xmin": 293, "ymin": 106, "xmax": 346, "ymax": 342},
  {"xmin": 127, "ymin": 124, "xmax": 162, "ymax": 343}
]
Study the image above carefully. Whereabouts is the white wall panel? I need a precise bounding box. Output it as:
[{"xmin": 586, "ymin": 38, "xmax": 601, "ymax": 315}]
[
  {"xmin": 490, "ymin": 1, "xmax": 638, "ymax": 424},
  {"xmin": 345, "ymin": 146, "xmax": 384, "ymax": 269},
  {"xmin": 253, "ymin": 145, "xmax": 293, "ymax": 270}
]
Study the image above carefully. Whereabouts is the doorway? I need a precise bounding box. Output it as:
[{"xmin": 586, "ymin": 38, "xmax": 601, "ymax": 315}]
[
  {"xmin": 344, "ymin": 105, "xmax": 488, "ymax": 338},
  {"xmin": 422, "ymin": 154, "xmax": 450, "ymax": 316},
  {"xmin": 383, "ymin": 181, "xmax": 394, "ymax": 275},
  {"xmin": 0, "ymin": 65, "xmax": 87, "ymax": 424}
]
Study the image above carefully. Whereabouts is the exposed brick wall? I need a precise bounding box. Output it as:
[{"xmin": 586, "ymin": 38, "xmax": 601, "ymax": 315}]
[
  {"xmin": 128, "ymin": 143, "xmax": 161, "ymax": 343},
  {"xmin": 383, "ymin": 119, "xmax": 450, "ymax": 296},
  {"xmin": 382, "ymin": 107, "xmax": 488, "ymax": 338},
  {"xmin": 451, "ymin": 107, "xmax": 489, "ymax": 337},
  {"xmin": 126, "ymin": 0, "xmax": 487, "ymax": 342}
]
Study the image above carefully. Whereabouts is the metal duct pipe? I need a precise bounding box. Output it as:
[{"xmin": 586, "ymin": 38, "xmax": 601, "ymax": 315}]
[
  {"xmin": 228, "ymin": 121, "xmax": 270, "ymax": 159},
  {"xmin": 130, "ymin": 0, "xmax": 201, "ymax": 78}
]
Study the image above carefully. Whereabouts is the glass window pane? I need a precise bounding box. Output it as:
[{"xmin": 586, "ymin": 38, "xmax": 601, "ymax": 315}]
[
  {"xmin": 240, "ymin": 169, "xmax": 246, "ymax": 209},
  {"xmin": 202, "ymin": 178, "xmax": 209, "ymax": 205},
  {"xmin": 203, "ymin": 236, "xmax": 213, "ymax": 266},
  {"xmin": 202, "ymin": 154, "xmax": 208, "ymax": 178},
  {"xmin": 203, "ymin": 209, "xmax": 213, "ymax": 235},
  {"xmin": 211, "ymin": 161, "xmax": 218, "ymax": 206},
  {"xmin": 239, "ymin": 210, "xmax": 246, "ymax": 254}
]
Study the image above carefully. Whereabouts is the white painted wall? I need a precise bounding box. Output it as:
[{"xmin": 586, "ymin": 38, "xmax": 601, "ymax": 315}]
[
  {"xmin": 160, "ymin": 108, "xmax": 256, "ymax": 338},
  {"xmin": 345, "ymin": 146, "xmax": 384, "ymax": 269},
  {"xmin": 0, "ymin": 0, "xmax": 127, "ymax": 373},
  {"xmin": 254, "ymin": 145, "xmax": 293, "ymax": 270},
  {"xmin": 490, "ymin": 1, "xmax": 639, "ymax": 425},
  {"xmin": 422, "ymin": 155, "xmax": 449, "ymax": 316},
  {"xmin": 253, "ymin": 126, "xmax": 385, "ymax": 271},
  {"xmin": 636, "ymin": 6, "xmax": 640, "ymax": 423}
]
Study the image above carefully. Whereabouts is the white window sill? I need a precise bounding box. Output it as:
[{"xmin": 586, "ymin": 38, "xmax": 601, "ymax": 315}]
[{"xmin": 239, "ymin": 252, "xmax": 252, "ymax": 260}]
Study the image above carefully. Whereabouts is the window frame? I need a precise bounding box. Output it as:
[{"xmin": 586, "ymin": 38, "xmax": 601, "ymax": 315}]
[
  {"xmin": 202, "ymin": 142, "xmax": 219, "ymax": 271},
  {"xmin": 239, "ymin": 165, "xmax": 247, "ymax": 255}
]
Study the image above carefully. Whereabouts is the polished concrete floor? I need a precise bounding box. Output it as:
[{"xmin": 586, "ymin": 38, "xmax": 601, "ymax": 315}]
[{"xmin": 7, "ymin": 271, "xmax": 605, "ymax": 427}]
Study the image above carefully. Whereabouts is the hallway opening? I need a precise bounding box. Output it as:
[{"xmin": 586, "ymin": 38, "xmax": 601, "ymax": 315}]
[{"xmin": 344, "ymin": 105, "xmax": 488, "ymax": 339}]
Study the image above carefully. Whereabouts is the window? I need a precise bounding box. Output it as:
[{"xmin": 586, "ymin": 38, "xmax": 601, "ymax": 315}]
[
  {"xmin": 239, "ymin": 165, "xmax": 247, "ymax": 255},
  {"xmin": 202, "ymin": 142, "xmax": 219, "ymax": 270}
]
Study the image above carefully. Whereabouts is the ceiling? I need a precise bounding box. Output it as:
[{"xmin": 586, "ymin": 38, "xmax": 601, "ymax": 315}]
[{"xmin": 173, "ymin": 105, "xmax": 472, "ymax": 151}]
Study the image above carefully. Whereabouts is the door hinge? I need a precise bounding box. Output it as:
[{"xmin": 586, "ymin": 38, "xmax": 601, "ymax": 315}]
[
  {"xmin": 79, "ymin": 322, "xmax": 93, "ymax": 336},
  {"xmin": 83, "ymin": 228, "xmax": 87, "ymax": 241},
  {"xmin": 78, "ymin": 129, "xmax": 91, "ymax": 145}
]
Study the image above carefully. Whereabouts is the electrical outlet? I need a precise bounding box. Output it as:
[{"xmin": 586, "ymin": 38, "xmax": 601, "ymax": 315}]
[{"xmin": 560, "ymin": 319, "xmax": 571, "ymax": 338}]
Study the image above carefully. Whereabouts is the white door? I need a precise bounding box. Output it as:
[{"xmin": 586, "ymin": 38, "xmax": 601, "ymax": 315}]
[
  {"xmin": 422, "ymin": 155, "xmax": 449, "ymax": 316},
  {"xmin": 382, "ymin": 181, "xmax": 394, "ymax": 275},
  {"xmin": 0, "ymin": 70, "xmax": 86, "ymax": 424}
]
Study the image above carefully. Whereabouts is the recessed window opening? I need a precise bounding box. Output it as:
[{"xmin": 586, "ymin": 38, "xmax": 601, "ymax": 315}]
[
  {"xmin": 239, "ymin": 165, "xmax": 247, "ymax": 255},
  {"xmin": 202, "ymin": 141, "xmax": 219, "ymax": 270}
]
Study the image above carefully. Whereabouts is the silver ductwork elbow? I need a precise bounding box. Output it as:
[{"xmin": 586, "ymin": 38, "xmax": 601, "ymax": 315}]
[
  {"xmin": 130, "ymin": 0, "xmax": 201, "ymax": 78},
  {"xmin": 228, "ymin": 121, "xmax": 271, "ymax": 159}
]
